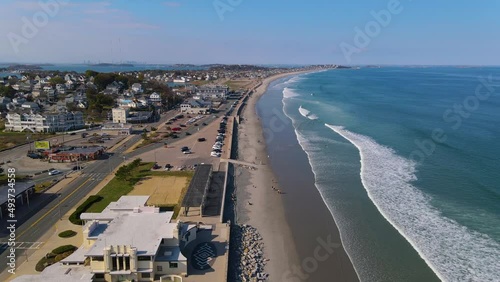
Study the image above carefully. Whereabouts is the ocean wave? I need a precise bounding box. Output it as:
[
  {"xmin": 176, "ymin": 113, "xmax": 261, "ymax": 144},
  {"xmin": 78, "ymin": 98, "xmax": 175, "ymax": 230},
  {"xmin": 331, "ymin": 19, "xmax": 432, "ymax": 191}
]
[
  {"xmin": 325, "ymin": 124, "xmax": 500, "ymax": 281},
  {"xmin": 283, "ymin": 87, "xmax": 300, "ymax": 98},
  {"xmin": 298, "ymin": 105, "xmax": 319, "ymax": 120}
]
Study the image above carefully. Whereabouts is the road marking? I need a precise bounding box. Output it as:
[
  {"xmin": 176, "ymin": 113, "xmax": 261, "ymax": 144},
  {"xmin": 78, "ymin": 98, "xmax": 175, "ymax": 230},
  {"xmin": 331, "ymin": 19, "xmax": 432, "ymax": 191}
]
[
  {"xmin": 0, "ymin": 242, "xmax": 43, "ymax": 250},
  {"xmin": 17, "ymin": 177, "xmax": 92, "ymax": 238}
]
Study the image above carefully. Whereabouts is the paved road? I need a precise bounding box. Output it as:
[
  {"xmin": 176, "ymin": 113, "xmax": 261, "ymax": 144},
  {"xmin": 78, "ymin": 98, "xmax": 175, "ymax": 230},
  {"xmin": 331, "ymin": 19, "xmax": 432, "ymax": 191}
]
[{"xmin": 0, "ymin": 103, "xmax": 233, "ymax": 275}]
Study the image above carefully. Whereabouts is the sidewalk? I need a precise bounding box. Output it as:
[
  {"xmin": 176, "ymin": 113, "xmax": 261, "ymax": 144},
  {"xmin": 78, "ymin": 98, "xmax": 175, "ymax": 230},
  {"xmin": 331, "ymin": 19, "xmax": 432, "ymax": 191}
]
[
  {"xmin": 0, "ymin": 172, "xmax": 82, "ymax": 236},
  {"xmin": 0, "ymin": 165, "xmax": 125, "ymax": 281}
]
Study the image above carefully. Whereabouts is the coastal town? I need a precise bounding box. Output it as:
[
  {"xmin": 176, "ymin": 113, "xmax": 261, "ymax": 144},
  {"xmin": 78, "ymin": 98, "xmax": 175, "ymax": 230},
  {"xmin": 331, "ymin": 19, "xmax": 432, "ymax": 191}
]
[{"xmin": 0, "ymin": 64, "xmax": 338, "ymax": 282}]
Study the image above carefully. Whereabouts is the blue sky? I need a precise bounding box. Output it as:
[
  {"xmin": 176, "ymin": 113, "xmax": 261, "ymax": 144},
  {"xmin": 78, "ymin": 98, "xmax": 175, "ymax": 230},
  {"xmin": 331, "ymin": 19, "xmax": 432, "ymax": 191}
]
[{"xmin": 0, "ymin": 0, "xmax": 499, "ymax": 65}]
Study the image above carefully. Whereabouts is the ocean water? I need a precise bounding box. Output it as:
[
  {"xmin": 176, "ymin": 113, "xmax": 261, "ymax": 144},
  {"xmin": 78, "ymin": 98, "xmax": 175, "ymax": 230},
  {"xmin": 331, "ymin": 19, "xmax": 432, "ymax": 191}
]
[
  {"xmin": 276, "ymin": 68, "xmax": 500, "ymax": 281},
  {"xmin": 0, "ymin": 64, "xmax": 207, "ymax": 73}
]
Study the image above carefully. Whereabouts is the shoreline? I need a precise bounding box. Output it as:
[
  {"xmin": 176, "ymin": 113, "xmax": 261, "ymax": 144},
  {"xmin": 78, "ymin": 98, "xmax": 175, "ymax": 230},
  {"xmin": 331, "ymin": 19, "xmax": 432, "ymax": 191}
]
[
  {"xmin": 234, "ymin": 69, "xmax": 358, "ymax": 281},
  {"xmin": 233, "ymin": 71, "xmax": 309, "ymax": 281}
]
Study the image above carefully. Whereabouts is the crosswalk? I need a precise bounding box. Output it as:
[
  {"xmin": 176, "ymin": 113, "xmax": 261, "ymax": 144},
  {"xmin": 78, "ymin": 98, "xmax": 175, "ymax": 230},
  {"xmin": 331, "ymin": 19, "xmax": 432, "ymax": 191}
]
[
  {"xmin": 0, "ymin": 241, "xmax": 44, "ymax": 250},
  {"xmin": 82, "ymin": 172, "xmax": 108, "ymax": 181}
]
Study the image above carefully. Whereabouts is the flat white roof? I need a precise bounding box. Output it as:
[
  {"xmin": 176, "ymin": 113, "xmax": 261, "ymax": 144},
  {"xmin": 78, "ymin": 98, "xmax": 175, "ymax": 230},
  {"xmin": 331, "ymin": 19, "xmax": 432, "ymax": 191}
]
[
  {"xmin": 61, "ymin": 244, "xmax": 88, "ymax": 264},
  {"xmin": 85, "ymin": 211, "xmax": 175, "ymax": 257},
  {"xmin": 104, "ymin": 196, "xmax": 150, "ymax": 211}
]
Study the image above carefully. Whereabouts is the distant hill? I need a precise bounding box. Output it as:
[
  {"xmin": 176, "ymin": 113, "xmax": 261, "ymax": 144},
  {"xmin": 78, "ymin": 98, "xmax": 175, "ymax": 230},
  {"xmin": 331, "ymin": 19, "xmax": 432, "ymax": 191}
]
[{"xmin": 88, "ymin": 63, "xmax": 134, "ymax": 67}]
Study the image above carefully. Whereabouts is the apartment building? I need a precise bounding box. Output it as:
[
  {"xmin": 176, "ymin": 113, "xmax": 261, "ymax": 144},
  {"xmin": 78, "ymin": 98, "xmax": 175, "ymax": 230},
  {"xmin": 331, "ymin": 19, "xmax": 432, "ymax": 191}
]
[{"xmin": 5, "ymin": 111, "xmax": 84, "ymax": 133}]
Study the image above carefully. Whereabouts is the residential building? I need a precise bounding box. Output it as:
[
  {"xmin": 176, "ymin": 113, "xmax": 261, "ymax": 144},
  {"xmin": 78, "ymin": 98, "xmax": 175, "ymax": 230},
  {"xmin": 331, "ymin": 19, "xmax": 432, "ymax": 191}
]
[
  {"xmin": 149, "ymin": 92, "xmax": 161, "ymax": 103},
  {"xmin": 21, "ymin": 102, "xmax": 40, "ymax": 111},
  {"xmin": 0, "ymin": 97, "xmax": 11, "ymax": 110},
  {"xmin": 112, "ymin": 108, "xmax": 129, "ymax": 124},
  {"xmin": 196, "ymin": 85, "xmax": 229, "ymax": 100},
  {"xmin": 5, "ymin": 111, "xmax": 84, "ymax": 132},
  {"xmin": 131, "ymin": 83, "xmax": 142, "ymax": 93}
]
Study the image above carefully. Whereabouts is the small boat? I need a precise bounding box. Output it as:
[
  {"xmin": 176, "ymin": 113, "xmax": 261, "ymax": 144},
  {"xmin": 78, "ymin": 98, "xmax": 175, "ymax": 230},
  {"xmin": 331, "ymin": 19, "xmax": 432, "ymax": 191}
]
[{"xmin": 310, "ymin": 93, "xmax": 314, "ymax": 96}]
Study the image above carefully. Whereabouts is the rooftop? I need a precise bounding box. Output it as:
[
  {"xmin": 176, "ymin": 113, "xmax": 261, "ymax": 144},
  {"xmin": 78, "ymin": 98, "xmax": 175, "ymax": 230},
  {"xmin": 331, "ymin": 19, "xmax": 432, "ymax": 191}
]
[
  {"xmin": 85, "ymin": 210, "xmax": 175, "ymax": 257},
  {"xmin": 0, "ymin": 182, "xmax": 34, "ymax": 205}
]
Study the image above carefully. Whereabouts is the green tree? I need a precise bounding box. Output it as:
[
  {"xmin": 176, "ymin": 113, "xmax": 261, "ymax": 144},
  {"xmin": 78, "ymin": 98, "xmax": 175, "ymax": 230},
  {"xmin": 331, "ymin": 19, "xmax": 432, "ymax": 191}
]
[
  {"xmin": 85, "ymin": 70, "xmax": 99, "ymax": 78},
  {"xmin": 0, "ymin": 85, "xmax": 16, "ymax": 99},
  {"xmin": 93, "ymin": 73, "xmax": 116, "ymax": 91},
  {"xmin": 49, "ymin": 76, "xmax": 65, "ymax": 86}
]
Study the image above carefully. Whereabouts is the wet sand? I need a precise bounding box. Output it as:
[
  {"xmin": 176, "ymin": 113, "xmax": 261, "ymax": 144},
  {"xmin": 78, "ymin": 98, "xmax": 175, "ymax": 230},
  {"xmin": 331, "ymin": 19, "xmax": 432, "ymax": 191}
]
[{"xmin": 235, "ymin": 71, "xmax": 359, "ymax": 282}]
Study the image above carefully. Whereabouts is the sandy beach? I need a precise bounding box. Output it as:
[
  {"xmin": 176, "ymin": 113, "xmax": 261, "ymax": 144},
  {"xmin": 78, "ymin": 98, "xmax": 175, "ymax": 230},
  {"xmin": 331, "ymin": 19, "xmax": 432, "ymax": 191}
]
[
  {"xmin": 233, "ymin": 72, "xmax": 304, "ymax": 281},
  {"xmin": 233, "ymin": 70, "xmax": 358, "ymax": 281},
  {"xmin": 235, "ymin": 69, "xmax": 358, "ymax": 281}
]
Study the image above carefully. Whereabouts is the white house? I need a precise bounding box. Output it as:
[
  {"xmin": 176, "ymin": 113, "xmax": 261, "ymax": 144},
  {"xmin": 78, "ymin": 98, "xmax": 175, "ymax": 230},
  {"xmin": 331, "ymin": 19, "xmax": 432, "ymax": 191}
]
[
  {"xmin": 131, "ymin": 83, "xmax": 142, "ymax": 93},
  {"xmin": 149, "ymin": 92, "xmax": 161, "ymax": 103}
]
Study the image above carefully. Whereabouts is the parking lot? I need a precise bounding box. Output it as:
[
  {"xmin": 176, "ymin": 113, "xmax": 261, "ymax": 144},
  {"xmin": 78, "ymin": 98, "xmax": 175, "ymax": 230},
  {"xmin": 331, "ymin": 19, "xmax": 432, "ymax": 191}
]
[{"xmin": 136, "ymin": 114, "xmax": 230, "ymax": 171}]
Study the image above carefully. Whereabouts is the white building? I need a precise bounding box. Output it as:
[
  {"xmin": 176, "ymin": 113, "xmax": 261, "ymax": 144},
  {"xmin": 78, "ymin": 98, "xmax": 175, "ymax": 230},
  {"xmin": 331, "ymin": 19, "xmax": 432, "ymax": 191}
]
[
  {"xmin": 13, "ymin": 196, "xmax": 193, "ymax": 282},
  {"xmin": 180, "ymin": 99, "xmax": 212, "ymax": 115},
  {"xmin": 112, "ymin": 108, "xmax": 129, "ymax": 124},
  {"xmin": 5, "ymin": 111, "xmax": 84, "ymax": 133},
  {"xmin": 149, "ymin": 92, "xmax": 161, "ymax": 103},
  {"xmin": 131, "ymin": 83, "xmax": 143, "ymax": 93},
  {"xmin": 196, "ymin": 85, "xmax": 229, "ymax": 100}
]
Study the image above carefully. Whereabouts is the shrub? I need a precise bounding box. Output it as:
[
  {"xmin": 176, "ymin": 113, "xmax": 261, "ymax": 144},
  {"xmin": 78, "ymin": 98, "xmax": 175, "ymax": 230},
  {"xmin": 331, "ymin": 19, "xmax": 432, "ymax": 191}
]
[
  {"xmin": 35, "ymin": 257, "xmax": 50, "ymax": 272},
  {"xmin": 52, "ymin": 245, "xmax": 77, "ymax": 255},
  {"xmin": 58, "ymin": 230, "xmax": 77, "ymax": 238},
  {"xmin": 69, "ymin": 195, "xmax": 103, "ymax": 225},
  {"xmin": 36, "ymin": 247, "xmax": 77, "ymax": 272}
]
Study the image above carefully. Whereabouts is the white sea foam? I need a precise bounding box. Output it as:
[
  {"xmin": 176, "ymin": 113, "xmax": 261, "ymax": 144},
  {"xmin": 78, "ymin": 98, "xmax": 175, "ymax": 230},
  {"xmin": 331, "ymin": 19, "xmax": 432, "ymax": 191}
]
[
  {"xmin": 298, "ymin": 105, "xmax": 310, "ymax": 117},
  {"xmin": 325, "ymin": 124, "xmax": 500, "ymax": 282},
  {"xmin": 298, "ymin": 105, "xmax": 319, "ymax": 120},
  {"xmin": 307, "ymin": 114, "xmax": 319, "ymax": 120},
  {"xmin": 283, "ymin": 87, "xmax": 300, "ymax": 98}
]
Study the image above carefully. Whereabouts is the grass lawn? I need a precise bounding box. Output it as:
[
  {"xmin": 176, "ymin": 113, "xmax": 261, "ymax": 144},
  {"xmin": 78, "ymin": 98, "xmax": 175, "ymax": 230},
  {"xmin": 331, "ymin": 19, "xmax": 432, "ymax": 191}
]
[
  {"xmin": 35, "ymin": 181, "xmax": 54, "ymax": 193},
  {"xmin": 0, "ymin": 130, "xmax": 55, "ymax": 151},
  {"xmin": 84, "ymin": 162, "xmax": 193, "ymax": 219},
  {"xmin": 86, "ymin": 162, "xmax": 155, "ymax": 213},
  {"xmin": 224, "ymin": 80, "xmax": 253, "ymax": 91}
]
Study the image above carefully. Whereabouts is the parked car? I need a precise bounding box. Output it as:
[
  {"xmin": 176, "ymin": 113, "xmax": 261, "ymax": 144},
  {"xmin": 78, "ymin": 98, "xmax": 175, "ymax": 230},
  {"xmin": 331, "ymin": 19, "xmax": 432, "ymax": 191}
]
[
  {"xmin": 202, "ymin": 122, "xmax": 207, "ymax": 126},
  {"xmin": 198, "ymin": 138, "xmax": 206, "ymax": 142},
  {"xmin": 48, "ymin": 170, "xmax": 61, "ymax": 176},
  {"xmin": 194, "ymin": 123, "xmax": 199, "ymax": 126},
  {"xmin": 211, "ymin": 151, "xmax": 221, "ymax": 157},
  {"xmin": 72, "ymin": 166, "xmax": 83, "ymax": 171},
  {"xmin": 180, "ymin": 124, "xmax": 186, "ymax": 127},
  {"xmin": 69, "ymin": 132, "xmax": 76, "ymax": 135},
  {"xmin": 185, "ymin": 132, "xmax": 191, "ymax": 136},
  {"xmin": 27, "ymin": 153, "xmax": 41, "ymax": 159},
  {"xmin": 181, "ymin": 146, "xmax": 189, "ymax": 152}
]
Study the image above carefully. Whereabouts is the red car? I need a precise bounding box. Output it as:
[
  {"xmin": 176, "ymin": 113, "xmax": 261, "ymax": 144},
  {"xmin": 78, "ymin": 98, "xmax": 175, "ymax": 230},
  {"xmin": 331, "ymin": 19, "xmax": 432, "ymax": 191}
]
[{"xmin": 172, "ymin": 127, "xmax": 182, "ymax": 132}]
